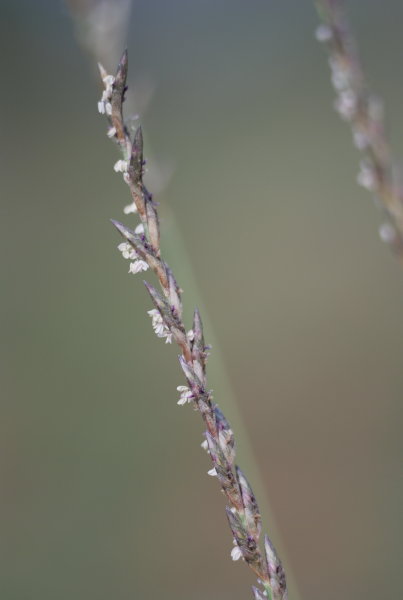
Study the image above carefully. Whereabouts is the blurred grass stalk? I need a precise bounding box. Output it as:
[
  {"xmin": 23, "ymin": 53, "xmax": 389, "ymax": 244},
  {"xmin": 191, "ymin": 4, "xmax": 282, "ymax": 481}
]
[
  {"xmin": 67, "ymin": 1, "xmax": 298, "ymax": 598},
  {"xmin": 315, "ymin": 0, "xmax": 403, "ymax": 263}
]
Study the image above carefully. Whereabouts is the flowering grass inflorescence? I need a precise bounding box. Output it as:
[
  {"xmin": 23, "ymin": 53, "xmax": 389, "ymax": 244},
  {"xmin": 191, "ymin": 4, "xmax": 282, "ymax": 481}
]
[
  {"xmin": 97, "ymin": 50, "xmax": 287, "ymax": 600},
  {"xmin": 315, "ymin": 0, "xmax": 403, "ymax": 262}
]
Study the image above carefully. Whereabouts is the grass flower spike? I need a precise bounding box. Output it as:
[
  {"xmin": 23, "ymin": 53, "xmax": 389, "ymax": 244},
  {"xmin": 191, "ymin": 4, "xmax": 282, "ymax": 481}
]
[
  {"xmin": 97, "ymin": 50, "xmax": 288, "ymax": 600},
  {"xmin": 316, "ymin": 0, "xmax": 403, "ymax": 261}
]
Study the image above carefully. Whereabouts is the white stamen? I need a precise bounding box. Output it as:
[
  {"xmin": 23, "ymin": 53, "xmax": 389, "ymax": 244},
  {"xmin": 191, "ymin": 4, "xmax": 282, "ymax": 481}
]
[
  {"xmin": 231, "ymin": 546, "xmax": 243, "ymax": 561},
  {"xmin": 379, "ymin": 223, "xmax": 396, "ymax": 244},
  {"xmin": 334, "ymin": 90, "xmax": 357, "ymax": 121},
  {"xmin": 176, "ymin": 385, "xmax": 194, "ymax": 405},
  {"xmin": 118, "ymin": 241, "xmax": 137, "ymax": 260},
  {"xmin": 123, "ymin": 202, "xmax": 138, "ymax": 215},
  {"xmin": 315, "ymin": 24, "xmax": 332, "ymax": 43},
  {"xmin": 328, "ymin": 58, "xmax": 348, "ymax": 91},
  {"xmin": 357, "ymin": 161, "xmax": 376, "ymax": 191},
  {"xmin": 128, "ymin": 260, "xmax": 149, "ymax": 274},
  {"xmin": 114, "ymin": 159, "xmax": 128, "ymax": 173},
  {"xmin": 148, "ymin": 309, "xmax": 172, "ymax": 344},
  {"xmin": 201, "ymin": 439, "xmax": 209, "ymax": 451}
]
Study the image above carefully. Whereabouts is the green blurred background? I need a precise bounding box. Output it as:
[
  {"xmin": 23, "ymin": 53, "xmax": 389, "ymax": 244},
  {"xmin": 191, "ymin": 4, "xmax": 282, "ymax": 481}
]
[{"xmin": 1, "ymin": 1, "xmax": 403, "ymax": 599}]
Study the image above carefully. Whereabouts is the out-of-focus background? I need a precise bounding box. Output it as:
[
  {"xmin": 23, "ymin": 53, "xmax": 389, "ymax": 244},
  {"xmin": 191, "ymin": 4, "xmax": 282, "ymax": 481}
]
[{"xmin": 1, "ymin": 1, "xmax": 402, "ymax": 599}]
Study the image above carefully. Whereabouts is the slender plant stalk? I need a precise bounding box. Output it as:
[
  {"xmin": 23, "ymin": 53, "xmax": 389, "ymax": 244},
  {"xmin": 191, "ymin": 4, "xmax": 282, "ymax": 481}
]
[
  {"xmin": 315, "ymin": 0, "xmax": 403, "ymax": 262},
  {"xmin": 97, "ymin": 51, "xmax": 288, "ymax": 600}
]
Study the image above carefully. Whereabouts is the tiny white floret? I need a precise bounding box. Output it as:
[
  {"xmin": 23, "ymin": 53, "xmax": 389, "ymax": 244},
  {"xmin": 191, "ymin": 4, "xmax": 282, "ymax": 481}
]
[
  {"xmin": 315, "ymin": 24, "xmax": 332, "ymax": 42},
  {"xmin": 148, "ymin": 308, "xmax": 172, "ymax": 344},
  {"xmin": 352, "ymin": 128, "xmax": 368, "ymax": 150},
  {"xmin": 328, "ymin": 56, "xmax": 349, "ymax": 91},
  {"xmin": 176, "ymin": 385, "xmax": 194, "ymax": 405},
  {"xmin": 114, "ymin": 159, "xmax": 128, "ymax": 173},
  {"xmin": 107, "ymin": 126, "xmax": 117, "ymax": 138},
  {"xmin": 334, "ymin": 90, "xmax": 357, "ymax": 121},
  {"xmin": 357, "ymin": 162, "xmax": 376, "ymax": 191},
  {"xmin": 379, "ymin": 223, "xmax": 396, "ymax": 244},
  {"xmin": 128, "ymin": 260, "xmax": 149, "ymax": 274},
  {"xmin": 118, "ymin": 241, "xmax": 137, "ymax": 260},
  {"xmin": 123, "ymin": 202, "xmax": 138, "ymax": 215},
  {"xmin": 201, "ymin": 439, "xmax": 209, "ymax": 451},
  {"xmin": 207, "ymin": 467, "xmax": 217, "ymax": 477},
  {"xmin": 231, "ymin": 546, "xmax": 243, "ymax": 561},
  {"xmin": 135, "ymin": 223, "xmax": 145, "ymax": 235}
]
